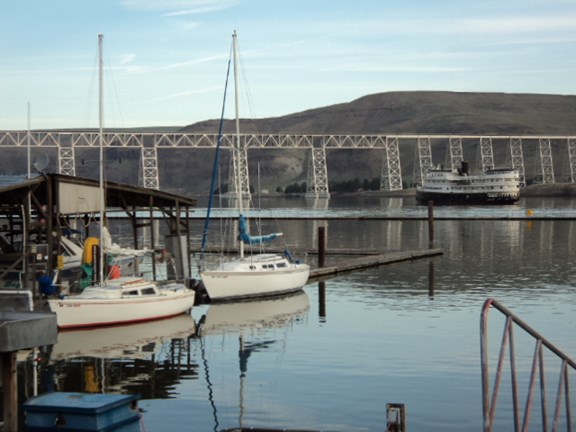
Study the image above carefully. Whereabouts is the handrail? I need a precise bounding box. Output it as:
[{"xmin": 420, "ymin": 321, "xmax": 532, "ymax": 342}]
[{"xmin": 481, "ymin": 298, "xmax": 575, "ymax": 432}]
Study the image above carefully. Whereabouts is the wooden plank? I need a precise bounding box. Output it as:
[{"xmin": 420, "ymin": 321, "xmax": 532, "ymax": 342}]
[{"xmin": 308, "ymin": 248, "xmax": 443, "ymax": 281}]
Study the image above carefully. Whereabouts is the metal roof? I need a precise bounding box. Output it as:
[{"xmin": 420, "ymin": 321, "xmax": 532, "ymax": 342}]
[{"xmin": 0, "ymin": 174, "xmax": 197, "ymax": 215}]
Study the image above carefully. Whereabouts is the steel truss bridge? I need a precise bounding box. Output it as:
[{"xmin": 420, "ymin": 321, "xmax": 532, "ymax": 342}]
[{"xmin": 1, "ymin": 131, "xmax": 575, "ymax": 196}]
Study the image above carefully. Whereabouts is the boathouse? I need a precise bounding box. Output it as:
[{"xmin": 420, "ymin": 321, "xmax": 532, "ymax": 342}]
[{"xmin": 0, "ymin": 174, "xmax": 197, "ymax": 298}]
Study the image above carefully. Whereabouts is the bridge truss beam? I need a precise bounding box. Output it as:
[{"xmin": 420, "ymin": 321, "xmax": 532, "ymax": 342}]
[{"xmin": 2, "ymin": 132, "xmax": 576, "ymax": 193}]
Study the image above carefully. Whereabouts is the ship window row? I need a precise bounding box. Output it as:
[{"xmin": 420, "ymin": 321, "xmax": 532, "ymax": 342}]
[
  {"xmin": 425, "ymin": 185, "xmax": 515, "ymax": 191},
  {"xmin": 427, "ymin": 178, "xmax": 516, "ymax": 184}
]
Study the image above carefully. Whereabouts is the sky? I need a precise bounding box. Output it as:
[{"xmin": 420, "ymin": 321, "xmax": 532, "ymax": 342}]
[{"xmin": 1, "ymin": 0, "xmax": 576, "ymax": 130}]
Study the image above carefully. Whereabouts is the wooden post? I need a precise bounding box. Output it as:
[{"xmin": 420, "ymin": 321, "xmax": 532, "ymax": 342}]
[
  {"xmin": 318, "ymin": 226, "xmax": 326, "ymax": 268},
  {"xmin": 427, "ymin": 200, "xmax": 434, "ymax": 249},
  {"xmin": 2, "ymin": 351, "xmax": 18, "ymax": 432},
  {"xmin": 318, "ymin": 281, "xmax": 326, "ymax": 319}
]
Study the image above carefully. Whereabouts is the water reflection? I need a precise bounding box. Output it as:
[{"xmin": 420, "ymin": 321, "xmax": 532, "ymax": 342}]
[
  {"xmin": 198, "ymin": 291, "xmax": 309, "ymax": 336},
  {"xmin": 15, "ymin": 197, "xmax": 576, "ymax": 431},
  {"xmin": 196, "ymin": 292, "xmax": 310, "ymax": 431},
  {"xmin": 39, "ymin": 315, "xmax": 198, "ymax": 397}
]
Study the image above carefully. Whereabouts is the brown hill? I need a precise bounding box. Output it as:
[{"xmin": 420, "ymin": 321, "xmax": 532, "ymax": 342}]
[
  {"xmin": 182, "ymin": 91, "xmax": 576, "ymax": 135},
  {"xmin": 175, "ymin": 91, "xmax": 576, "ymax": 195}
]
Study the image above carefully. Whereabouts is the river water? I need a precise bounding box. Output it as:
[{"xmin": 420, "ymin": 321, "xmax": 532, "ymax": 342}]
[{"xmin": 18, "ymin": 196, "xmax": 576, "ymax": 431}]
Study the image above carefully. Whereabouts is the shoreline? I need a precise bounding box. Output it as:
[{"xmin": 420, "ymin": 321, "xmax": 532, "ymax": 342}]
[{"xmin": 192, "ymin": 184, "xmax": 576, "ymax": 200}]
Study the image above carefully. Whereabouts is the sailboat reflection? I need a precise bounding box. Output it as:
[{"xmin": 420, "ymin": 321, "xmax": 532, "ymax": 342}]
[
  {"xmin": 196, "ymin": 291, "xmax": 310, "ymax": 432},
  {"xmin": 198, "ymin": 290, "xmax": 310, "ymax": 336},
  {"xmin": 39, "ymin": 314, "xmax": 198, "ymax": 396},
  {"xmin": 50, "ymin": 314, "xmax": 196, "ymax": 361}
]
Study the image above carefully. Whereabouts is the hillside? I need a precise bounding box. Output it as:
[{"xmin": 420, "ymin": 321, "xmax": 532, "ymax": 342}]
[
  {"xmin": 182, "ymin": 91, "xmax": 576, "ymax": 135},
  {"xmin": 175, "ymin": 91, "xmax": 576, "ymax": 196}
]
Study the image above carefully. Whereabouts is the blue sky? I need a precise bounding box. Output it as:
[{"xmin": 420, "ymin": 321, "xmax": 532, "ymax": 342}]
[{"xmin": 1, "ymin": 0, "xmax": 576, "ymax": 130}]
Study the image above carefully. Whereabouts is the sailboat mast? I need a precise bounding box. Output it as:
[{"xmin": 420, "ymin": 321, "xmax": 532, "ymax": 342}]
[
  {"xmin": 232, "ymin": 30, "xmax": 244, "ymax": 259},
  {"xmin": 98, "ymin": 34, "xmax": 105, "ymax": 286}
]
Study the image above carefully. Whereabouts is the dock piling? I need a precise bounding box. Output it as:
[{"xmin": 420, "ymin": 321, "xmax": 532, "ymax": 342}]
[
  {"xmin": 427, "ymin": 201, "xmax": 435, "ymax": 249},
  {"xmin": 318, "ymin": 226, "xmax": 326, "ymax": 268}
]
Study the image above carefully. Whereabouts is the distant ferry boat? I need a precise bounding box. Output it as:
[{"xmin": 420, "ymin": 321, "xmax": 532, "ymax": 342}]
[{"xmin": 416, "ymin": 161, "xmax": 520, "ymax": 205}]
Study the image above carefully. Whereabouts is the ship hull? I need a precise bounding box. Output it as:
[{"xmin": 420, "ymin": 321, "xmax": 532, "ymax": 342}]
[{"xmin": 416, "ymin": 191, "xmax": 520, "ymax": 205}]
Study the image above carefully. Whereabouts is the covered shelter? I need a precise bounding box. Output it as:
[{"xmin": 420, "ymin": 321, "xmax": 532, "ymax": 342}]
[{"xmin": 0, "ymin": 174, "xmax": 197, "ymax": 297}]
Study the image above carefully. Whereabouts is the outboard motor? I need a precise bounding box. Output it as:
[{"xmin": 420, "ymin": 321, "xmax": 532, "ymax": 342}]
[{"xmin": 460, "ymin": 160, "xmax": 469, "ymax": 175}]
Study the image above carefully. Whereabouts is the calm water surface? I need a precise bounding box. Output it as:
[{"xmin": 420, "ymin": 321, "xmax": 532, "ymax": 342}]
[{"xmin": 20, "ymin": 196, "xmax": 576, "ymax": 431}]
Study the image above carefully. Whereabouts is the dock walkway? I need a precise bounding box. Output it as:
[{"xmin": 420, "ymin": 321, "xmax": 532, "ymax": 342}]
[{"xmin": 308, "ymin": 248, "xmax": 443, "ymax": 281}]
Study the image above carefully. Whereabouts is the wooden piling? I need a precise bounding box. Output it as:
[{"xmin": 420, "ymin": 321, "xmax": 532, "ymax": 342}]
[
  {"xmin": 318, "ymin": 281, "xmax": 326, "ymax": 319},
  {"xmin": 428, "ymin": 200, "xmax": 435, "ymax": 249},
  {"xmin": 2, "ymin": 351, "xmax": 17, "ymax": 432},
  {"xmin": 318, "ymin": 226, "xmax": 326, "ymax": 268}
]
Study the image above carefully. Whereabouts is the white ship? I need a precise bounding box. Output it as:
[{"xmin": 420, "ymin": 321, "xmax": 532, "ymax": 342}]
[{"xmin": 416, "ymin": 161, "xmax": 520, "ymax": 205}]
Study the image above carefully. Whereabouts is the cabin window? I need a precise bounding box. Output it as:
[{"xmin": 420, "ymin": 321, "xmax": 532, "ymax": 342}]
[
  {"xmin": 277, "ymin": 262, "xmax": 287, "ymax": 268},
  {"xmin": 249, "ymin": 265, "xmax": 256, "ymax": 270},
  {"xmin": 141, "ymin": 288, "xmax": 156, "ymax": 295},
  {"xmin": 126, "ymin": 290, "xmax": 138, "ymax": 296}
]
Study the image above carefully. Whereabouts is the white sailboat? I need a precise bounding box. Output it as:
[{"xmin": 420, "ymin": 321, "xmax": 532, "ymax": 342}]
[
  {"xmin": 199, "ymin": 31, "xmax": 310, "ymax": 302},
  {"xmin": 48, "ymin": 34, "xmax": 195, "ymax": 329}
]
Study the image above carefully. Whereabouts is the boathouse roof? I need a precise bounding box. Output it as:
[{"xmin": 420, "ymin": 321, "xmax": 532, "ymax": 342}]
[{"xmin": 0, "ymin": 173, "xmax": 197, "ymax": 215}]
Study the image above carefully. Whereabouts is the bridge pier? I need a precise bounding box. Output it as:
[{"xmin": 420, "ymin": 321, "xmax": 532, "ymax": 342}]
[
  {"xmin": 509, "ymin": 137, "xmax": 526, "ymax": 186},
  {"xmin": 142, "ymin": 147, "xmax": 160, "ymax": 190},
  {"xmin": 380, "ymin": 137, "xmax": 403, "ymax": 191},
  {"xmin": 306, "ymin": 146, "xmax": 330, "ymax": 198}
]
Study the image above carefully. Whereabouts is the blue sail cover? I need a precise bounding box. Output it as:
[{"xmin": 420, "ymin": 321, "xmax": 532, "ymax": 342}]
[{"xmin": 238, "ymin": 214, "xmax": 282, "ymax": 245}]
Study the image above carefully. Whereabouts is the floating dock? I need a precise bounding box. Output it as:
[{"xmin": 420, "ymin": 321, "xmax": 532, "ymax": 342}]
[{"xmin": 308, "ymin": 248, "xmax": 443, "ymax": 281}]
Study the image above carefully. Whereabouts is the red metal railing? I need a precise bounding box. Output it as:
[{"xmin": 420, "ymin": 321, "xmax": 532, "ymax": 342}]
[{"xmin": 481, "ymin": 298, "xmax": 576, "ymax": 432}]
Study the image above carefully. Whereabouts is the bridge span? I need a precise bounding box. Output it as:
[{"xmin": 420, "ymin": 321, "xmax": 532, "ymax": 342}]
[{"xmin": 1, "ymin": 131, "xmax": 575, "ymax": 196}]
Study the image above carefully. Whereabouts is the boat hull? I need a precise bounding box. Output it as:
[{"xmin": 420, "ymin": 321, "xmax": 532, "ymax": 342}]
[
  {"xmin": 200, "ymin": 259, "xmax": 310, "ymax": 302},
  {"xmin": 416, "ymin": 190, "xmax": 520, "ymax": 205},
  {"xmin": 48, "ymin": 289, "xmax": 196, "ymax": 329}
]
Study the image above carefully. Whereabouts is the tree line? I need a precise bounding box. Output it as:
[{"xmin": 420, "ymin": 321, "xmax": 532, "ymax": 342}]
[
  {"xmin": 280, "ymin": 178, "xmax": 381, "ymax": 194},
  {"xmin": 214, "ymin": 177, "xmax": 382, "ymax": 195}
]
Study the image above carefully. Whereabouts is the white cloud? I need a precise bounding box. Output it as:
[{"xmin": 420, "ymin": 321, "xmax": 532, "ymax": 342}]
[
  {"xmin": 324, "ymin": 64, "xmax": 470, "ymax": 74},
  {"xmin": 119, "ymin": 53, "xmax": 136, "ymax": 65},
  {"xmin": 140, "ymin": 86, "xmax": 222, "ymax": 103},
  {"xmin": 456, "ymin": 16, "xmax": 576, "ymax": 34},
  {"xmin": 121, "ymin": 0, "xmax": 240, "ymax": 14}
]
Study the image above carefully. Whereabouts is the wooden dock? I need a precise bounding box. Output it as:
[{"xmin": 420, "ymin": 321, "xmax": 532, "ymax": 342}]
[{"xmin": 308, "ymin": 248, "xmax": 443, "ymax": 281}]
